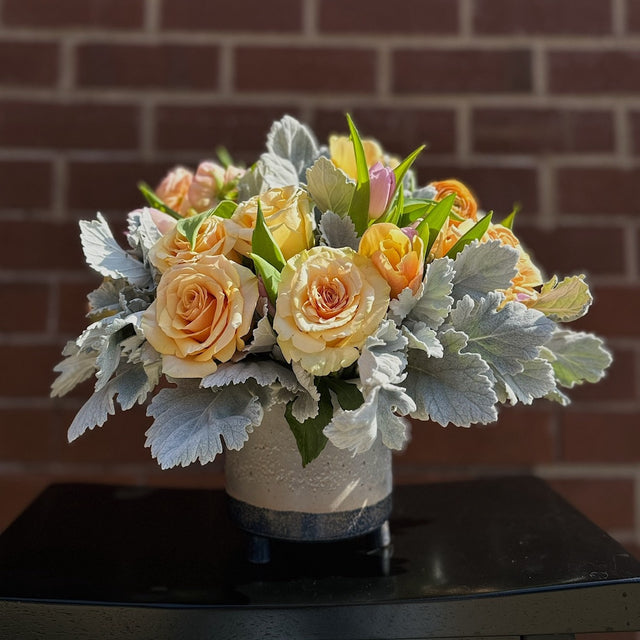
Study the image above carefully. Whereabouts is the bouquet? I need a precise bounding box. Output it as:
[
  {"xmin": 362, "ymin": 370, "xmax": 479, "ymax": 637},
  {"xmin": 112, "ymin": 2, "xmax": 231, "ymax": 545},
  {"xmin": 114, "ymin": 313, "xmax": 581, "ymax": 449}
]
[{"xmin": 52, "ymin": 115, "xmax": 612, "ymax": 468}]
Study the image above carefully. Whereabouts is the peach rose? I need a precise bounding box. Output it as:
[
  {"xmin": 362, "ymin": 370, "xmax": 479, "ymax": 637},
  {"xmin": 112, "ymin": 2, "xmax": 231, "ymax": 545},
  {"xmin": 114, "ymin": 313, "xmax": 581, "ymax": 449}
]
[
  {"xmin": 155, "ymin": 167, "xmax": 193, "ymax": 216},
  {"xmin": 359, "ymin": 223, "xmax": 424, "ymax": 298},
  {"xmin": 273, "ymin": 246, "xmax": 390, "ymax": 376},
  {"xmin": 230, "ymin": 186, "xmax": 314, "ymax": 261},
  {"xmin": 188, "ymin": 161, "xmax": 245, "ymax": 213},
  {"xmin": 141, "ymin": 255, "xmax": 259, "ymax": 378},
  {"xmin": 148, "ymin": 215, "xmax": 240, "ymax": 273},
  {"xmin": 429, "ymin": 179, "xmax": 478, "ymax": 224}
]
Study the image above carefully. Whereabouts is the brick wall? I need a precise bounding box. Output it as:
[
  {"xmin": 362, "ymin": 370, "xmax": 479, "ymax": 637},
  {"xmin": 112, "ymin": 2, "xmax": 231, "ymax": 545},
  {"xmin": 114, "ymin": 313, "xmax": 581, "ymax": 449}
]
[{"xmin": 1, "ymin": 0, "xmax": 639, "ymax": 566}]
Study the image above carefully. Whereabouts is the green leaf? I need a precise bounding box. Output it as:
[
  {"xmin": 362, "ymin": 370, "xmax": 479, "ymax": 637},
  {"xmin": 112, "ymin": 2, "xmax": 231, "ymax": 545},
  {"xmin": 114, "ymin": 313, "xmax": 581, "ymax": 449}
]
[
  {"xmin": 324, "ymin": 377, "xmax": 364, "ymax": 411},
  {"xmin": 415, "ymin": 217, "xmax": 430, "ymax": 258},
  {"xmin": 378, "ymin": 182, "xmax": 404, "ymax": 225},
  {"xmin": 446, "ymin": 212, "xmax": 493, "ymax": 258},
  {"xmin": 285, "ymin": 387, "xmax": 332, "ymax": 467},
  {"xmin": 398, "ymin": 200, "xmax": 432, "ymax": 226},
  {"xmin": 252, "ymin": 200, "xmax": 286, "ymax": 271},
  {"xmin": 424, "ymin": 193, "xmax": 456, "ymax": 253},
  {"xmin": 345, "ymin": 114, "xmax": 370, "ymax": 236},
  {"xmin": 530, "ymin": 275, "xmax": 593, "ymax": 322},
  {"xmin": 216, "ymin": 146, "xmax": 234, "ymax": 169},
  {"xmin": 500, "ymin": 203, "xmax": 520, "ymax": 230},
  {"xmin": 176, "ymin": 210, "xmax": 210, "ymax": 251},
  {"xmin": 250, "ymin": 253, "xmax": 281, "ymax": 306},
  {"xmin": 211, "ymin": 199, "xmax": 237, "ymax": 219},
  {"xmin": 393, "ymin": 145, "xmax": 425, "ymax": 190},
  {"xmin": 138, "ymin": 182, "xmax": 181, "ymax": 220}
]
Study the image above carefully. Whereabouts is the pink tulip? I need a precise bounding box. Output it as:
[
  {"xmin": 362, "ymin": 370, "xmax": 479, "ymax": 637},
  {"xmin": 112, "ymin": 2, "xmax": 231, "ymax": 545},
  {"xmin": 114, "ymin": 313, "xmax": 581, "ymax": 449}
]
[{"xmin": 368, "ymin": 162, "xmax": 396, "ymax": 219}]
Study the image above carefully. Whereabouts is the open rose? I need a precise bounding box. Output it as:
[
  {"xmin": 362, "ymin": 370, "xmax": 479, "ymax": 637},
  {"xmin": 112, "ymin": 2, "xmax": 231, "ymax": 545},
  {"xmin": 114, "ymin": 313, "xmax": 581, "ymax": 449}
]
[
  {"xmin": 141, "ymin": 255, "xmax": 259, "ymax": 378},
  {"xmin": 148, "ymin": 215, "xmax": 240, "ymax": 273},
  {"xmin": 230, "ymin": 186, "xmax": 314, "ymax": 260},
  {"xmin": 155, "ymin": 167, "xmax": 193, "ymax": 216},
  {"xmin": 273, "ymin": 246, "xmax": 390, "ymax": 376},
  {"xmin": 359, "ymin": 222, "xmax": 424, "ymax": 298}
]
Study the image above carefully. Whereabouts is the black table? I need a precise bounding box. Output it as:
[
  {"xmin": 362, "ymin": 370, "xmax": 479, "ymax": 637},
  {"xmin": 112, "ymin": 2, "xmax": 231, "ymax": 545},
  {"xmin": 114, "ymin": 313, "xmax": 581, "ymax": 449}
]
[{"xmin": 1, "ymin": 476, "xmax": 639, "ymax": 640}]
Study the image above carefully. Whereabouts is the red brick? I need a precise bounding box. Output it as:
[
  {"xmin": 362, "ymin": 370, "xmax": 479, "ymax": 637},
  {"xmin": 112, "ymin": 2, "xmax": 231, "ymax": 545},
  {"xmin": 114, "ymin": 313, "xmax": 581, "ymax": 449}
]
[
  {"xmin": 549, "ymin": 50, "xmax": 640, "ymax": 94},
  {"xmin": 0, "ymin": 161, "xmax": 52, "ymax": 210},
  {"xmin": 161, "ymin": 0, "xmax": 302, "ymax": 31},
  {"xmin": 0, "ymin": 221, "xmax": 84, "ymax": 269},
  {"xmin": 77, "ymin": 44, "xmax": 219, "ymax": 90},
  {"xmin": 393, "ymin": 49, "xmax": 532, "ymax": 94},
  {"xmin": 0, "ymin": 282, "xmax": 50, "ymax": 332},
  {"xmin": 57, "ymin": 277, "xmax": 100, "ymax": 335},
  {"xmin": 0, "ymin": 408, "xmax": 57, "ymax": 462},
  {"xmin": 416, "ymin": 163, "xmax": 539, "ymax": 216},
  {"xmin": 154, "ymin": 104, "xmax": 302, "ymax": 159},
  {"xmin": 564, "ymin": 347, "xmax": 635, "ymax": 404},
  {"xmin": 0, "ymin": 344, "xmax": 68, "ymax": 397},
  {"xmin": 314, "ymin": 107, "xmax": 457, "ymax": 155},
  {"xmin": 628, "ymin": 0, "xmax": 640, "ymax": 32},
  {"xmin": 0, "ymin": 101, "xmax": 139, "ymax": 150},
  {"xmin": 319, "ymin": 0, "xmax": 458, "ymax": 34},
  {"xmin": 473, "ymin": 0, "xmax": 612, "ymax": 34},
  {"xmin": 572, "ymin": 286, "xmax": 640, "ymax": 338},
  {"xmin": 67, "ymin": 161, "xmax": 170, "ymax": 212},
  {"xmin": 557, "ymin": 167, "xmax": 640, "ymax": 215},
  {"xmin": 234, "ymin": 47, "xmax": 377, "ymax": 94},
  {"xmin": 403, "ymin": 408, "xmax": 554, "ymax": 466},
  {"xmin": 472, "ymin": 108, "xmax": 614, "ymax": 154},
  {"xmin": 2, "ymin": 0, "xmax": 144, "ymax": 28},
  {"xmin": 0, "ymin": 41, "xmax": 58, "ymax": 87},
  {"xmin": 560, "ymin": 412, "xmax": 640, "ymax": 463},
  {"xmin": 548, "ymin": 477, "xmax": 635, "ymax": 530},
  {"xmin": 628, "ymin": 111, "xmax": 640, "ymax": 154},
  {"xmin": 516, "ymin": 225, "xmax": 625, "ymax": 277}
]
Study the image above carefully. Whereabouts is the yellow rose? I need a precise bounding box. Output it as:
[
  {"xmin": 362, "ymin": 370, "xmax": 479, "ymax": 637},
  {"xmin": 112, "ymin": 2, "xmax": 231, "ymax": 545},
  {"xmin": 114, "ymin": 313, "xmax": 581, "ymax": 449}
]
[
  {"xmin": 429, "ymin": 179, "xmax": 479, "ymax": 223},
  {"xmin": 329, "ymin": 135, "xmax": 385, "ymax": 181},
  {"xmin": 141, "ymin": 255, "xmax": 259, "ymax": 378},
  {"xmin": 359, "ymin": 223, "xmax": 425, "ymax": 298},
  {"xmin": 148, "ymin": 215, "xmax": 240, "ymax": 273},
  {"xmin": 484, "ymin": 223, "xmax": 544, "ymax": 302},
  {"xmin": 274, "ymin": 246, "xmax": 390, "ymax": 376},
  {"xmin": 230, "ymin": 186, "xmax": 314, "ymax": 261}
]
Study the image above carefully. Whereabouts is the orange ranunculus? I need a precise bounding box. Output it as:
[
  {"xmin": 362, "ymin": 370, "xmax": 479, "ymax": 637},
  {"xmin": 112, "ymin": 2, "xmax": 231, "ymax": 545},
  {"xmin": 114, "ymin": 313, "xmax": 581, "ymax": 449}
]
[
  {"xmin": 358, "ymin": 223, "xmax": 424, "ymax": 298},
  {"xmin": 430, "ymin": 179, "xmax": 478, "ymax": 224}
]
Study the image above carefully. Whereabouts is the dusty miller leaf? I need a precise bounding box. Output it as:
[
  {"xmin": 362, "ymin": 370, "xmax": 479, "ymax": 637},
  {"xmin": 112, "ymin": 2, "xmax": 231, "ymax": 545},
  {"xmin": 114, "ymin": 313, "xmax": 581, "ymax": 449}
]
[
  {"xmin": 201, "ymin": 360, "xmax": 299, "ymax": 392},
  {"xmin": 307, "ymin": 156, "xmax": 355, "ymax": 217},
  {"xmin": 497, "ymin": 358, "xmax": 557, "ymax": 405},
  {"xmin": 530, "ymin": 275, "xmax": 593, "ymax": 322},
  {"xmin": 318, "ymin": 210, "xmax": 359, "ymax": 250},
  {"xmin": 266, "ymin": 115, "xmax": 319, "ymax": 180},
  {"xmin": 145, "ymin": 381, "xmax": 263, "ymax": 468},
  {"xmin": 51, "ymin": 342, "xmax": 97, "ymax": 398}
]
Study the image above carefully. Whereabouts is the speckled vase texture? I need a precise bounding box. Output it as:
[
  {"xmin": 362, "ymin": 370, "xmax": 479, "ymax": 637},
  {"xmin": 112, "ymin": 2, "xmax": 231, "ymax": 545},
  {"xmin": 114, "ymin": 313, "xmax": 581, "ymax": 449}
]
[{"xmin": 224, "ymin": 404, "xmax": 393, "ymax": 541}]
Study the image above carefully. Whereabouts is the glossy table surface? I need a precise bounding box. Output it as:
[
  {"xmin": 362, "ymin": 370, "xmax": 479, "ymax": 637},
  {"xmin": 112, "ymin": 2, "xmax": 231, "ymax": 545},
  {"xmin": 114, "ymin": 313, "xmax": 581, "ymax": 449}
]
[{"xmin": 1, "ymin": 476, "xmax": 639, "ymax": 639}]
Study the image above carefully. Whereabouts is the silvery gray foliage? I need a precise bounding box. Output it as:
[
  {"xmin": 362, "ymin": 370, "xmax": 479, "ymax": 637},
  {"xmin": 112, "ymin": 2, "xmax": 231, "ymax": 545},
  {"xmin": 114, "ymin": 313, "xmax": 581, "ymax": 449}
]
[
  {"xmin": 266, "ymin": 114, "xmax": 320, "ymax": 181},
  {"xmin": 145, "ymin": 381, "xmax": 263, "ymax": 468},
  {"xmin": 318, "ymin": 211, "xmax": 359, "ymax": 250},
  {"xmin": 67, "ymin": 361, "xmax": 155, "ymax": 442},
  {"xmin": 289, "ymin": 361, "xmax": 321, "ymax": 422},
  {"xmin": 450, "ymin": 240, "xmax": 519, "ymax": 302},
  {"xmin": 324, "ymin": 321, "xmax": 415, "ymax": 453},
  {"xmin": 306, "ymin": 156, "xmax": 355, "ymax": 217},
  {"xmin": 80, "ymin": 213, "xmax": 151, "ymax": 288},
  {"xmin": 126, "ymin": 208, "xmax": 163, "ymax": 262},
  {"xmin": 201, "ymin": 360, "xmax": 299, "ymax": 395},
  {"xmin": 496, "ymin": 358, "xmax": 556, "ymax": 405},
  {"xmin": 411, "ymin": 184, "xmax": 437, "ymax": 200},
  {"xmin": 51, "ymin": 342, "xmax": 97, "ymax": 398},
  {"xmin": 404, "ymin": 329, "xmax": 498, "ymax": 426}
]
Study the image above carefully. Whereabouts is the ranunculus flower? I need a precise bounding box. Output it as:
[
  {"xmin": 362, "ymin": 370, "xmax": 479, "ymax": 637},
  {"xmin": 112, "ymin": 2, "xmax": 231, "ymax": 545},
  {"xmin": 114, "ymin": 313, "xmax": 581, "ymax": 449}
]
[
  {"xmin": 230, "ymin": 186, "xmax": 314, "ymax": 261},
  {"xmin": 188, "ymin": 161, "xmax": 245, "ymax": 213},
  {"xmin": 428, "ymin": 218, "xmax": 475, "ymax": 260},
  {"xmin": 155, "ymin": 167, "xmax": 193, "ymax": 216},
  {"xmin": 148, "ymin": 215, "xmax": 240, "ymax": 273},
  {"xmin": 359, "ymin": 222, "xmax": 424, "ymax": 298},
  {"xmin": 329, "ymin": 135, "xmax": 385, "ymax": 181},
  {"xmin": 273, "ymin": 246, "xmax": 390, "ymax": 376},
  {"xmin": 141, "ymin": 255, "xmax": 259, "ymax": 378},
  {"xmin": 429, "ymin": 179, "xmax": 478, "ymax": 223},
  {"xmin": 368, "ymin": 162, "xmax": 396, "ymax": 219}
]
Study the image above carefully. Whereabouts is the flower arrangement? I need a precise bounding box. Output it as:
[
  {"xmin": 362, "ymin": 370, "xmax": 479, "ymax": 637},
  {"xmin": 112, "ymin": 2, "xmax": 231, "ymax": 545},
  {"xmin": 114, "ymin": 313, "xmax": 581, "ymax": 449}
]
[{"xmin": 52, "ymin": 115, "xmax": 612, "ymax": 468}]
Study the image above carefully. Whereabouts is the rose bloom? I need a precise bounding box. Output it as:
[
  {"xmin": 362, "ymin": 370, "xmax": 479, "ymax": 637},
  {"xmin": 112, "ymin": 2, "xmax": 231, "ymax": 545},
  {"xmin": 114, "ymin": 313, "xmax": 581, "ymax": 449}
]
[
  {"xmin": 429, "ymin": 179, "xmax": 478, "ymax": 224},
  {"xmin": 329, "ymin": 135, "xmax": 385, "ymax": 181},
  {"xmin": 359, "ymin": 223, "xmax": 424, "ymax": 298},
  {"xmin": 141, "ymin": 254, "xmax": 259, "ymax": 378},
  {"xmin": 274, "ymin": 246, "xmax": 390, "ymax": 376},
  {"xmin": 188, "ymin": 161, "xmax": 245, "ymax": 213},
  {"xmin": 230, "ymin": 186, "xmax": 314, "ymax": 261},
  {"xmin": 155, "ymin": 167, "xmax": 193, "ymax": 216},
  {"xmin": 148, "ymin": 215, "xmax": 241, "ymax": 273}
]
